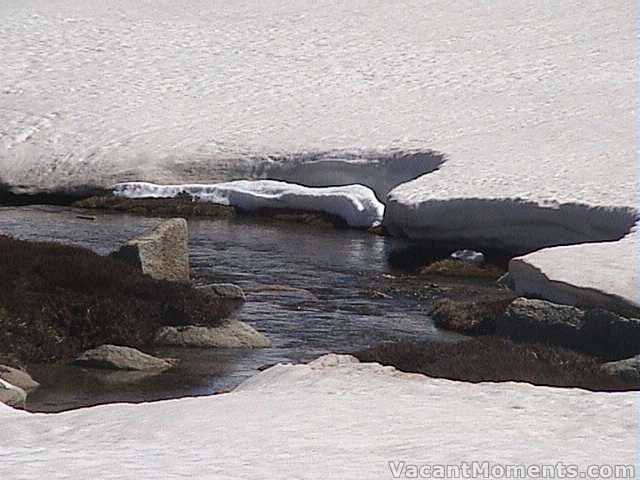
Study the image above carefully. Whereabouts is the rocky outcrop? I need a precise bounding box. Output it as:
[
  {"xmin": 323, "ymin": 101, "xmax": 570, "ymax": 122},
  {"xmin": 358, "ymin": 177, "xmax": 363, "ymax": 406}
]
[
  {"xmin": 197, "ymin": 283, "xmax": 246, "ymax": 302},
  {"xmin": 497, "ymin": 298, "xmax": 640, "ymax": 360},
  {"xmin": 73, "ymin": 345, "xmax": 174, "ymax": 371},
  {"xmin": 496, "ymin": 298, "xmax": 585, "ymax": 348},
  {"xmin": 0, "ymin": 379, "xmax": 26, "ymax": 409},
  {"xmin": 111, "ymin": 218, "xmax": 190, "ymax": 283},
  {"xmin": 155, "ymin": 320, "xmax": 271, "ymax": 348},
  {"xmin": 600, "ymin": 356, "xmax": 640, "ymax": 382},
  {"xmin": 0, "ymin": 365, "xmax": 39, "ymax": 392}
]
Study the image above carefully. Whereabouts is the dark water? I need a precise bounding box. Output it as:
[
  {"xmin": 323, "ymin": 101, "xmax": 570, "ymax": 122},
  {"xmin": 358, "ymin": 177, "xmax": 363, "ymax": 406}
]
[{"xmin": 0, "ymin": 206, "xmax": 459, "ymax": 412}]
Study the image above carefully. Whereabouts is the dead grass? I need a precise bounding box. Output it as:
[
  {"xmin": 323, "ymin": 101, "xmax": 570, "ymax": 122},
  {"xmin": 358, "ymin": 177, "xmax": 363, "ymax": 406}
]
[
  {"xmin": 355, "ymin": 337, "xmax": 637, "ymax": 391},
  {"xmin": 0, "ymin": 235, "xmax": 228, "ymax": 365},
  {"xmin": 420, "ymin": 259, "xmax": 504, "ymax": 279},
  {"xmin": 431, "ymin": 296, "xmax": 514, "ymax": 335},
  {"xmin": 74, "ymin": 195, "xmax": 236, "ymax": 218}
]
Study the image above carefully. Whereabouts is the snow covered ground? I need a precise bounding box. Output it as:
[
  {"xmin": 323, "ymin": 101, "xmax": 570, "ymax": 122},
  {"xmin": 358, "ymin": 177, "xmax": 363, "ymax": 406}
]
[
  {"xmin": 0, "ymin": 354, "xmax": 636, "ymax": 479},
  {"xmin": 114, "ymin": 180, "xmax": 385, "ymax": 228},
  {"xmin": 1, "ymin": 1, "xmax": 634, "ymax": 207}
]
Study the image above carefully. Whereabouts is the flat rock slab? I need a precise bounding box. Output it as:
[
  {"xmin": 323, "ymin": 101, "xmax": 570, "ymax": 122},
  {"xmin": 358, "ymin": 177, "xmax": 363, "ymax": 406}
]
[
  {"xmin": 111, "ymin": 218, "xmax": 190, "ymax": 283},
  {"xmin": 0, "ymin": 365, "xmax": 39, "ymax": 392},
  {"xmin": 0, "ymin": 379, "xmax": 26, "ymax": 409},
  {"xmin": 155, "ymin": 321, "xmax": 271, "ymax": 348},
  {"xmin": 0, "ymin": 355, "xmax": 635, "ymax": 478},
  {"xmin": 73, "ymin": 345, "xmax": 174, "ymax": 371},
  {"xmin": 509, "ymin": 234, "xmax": 639, "ymax": 317}
]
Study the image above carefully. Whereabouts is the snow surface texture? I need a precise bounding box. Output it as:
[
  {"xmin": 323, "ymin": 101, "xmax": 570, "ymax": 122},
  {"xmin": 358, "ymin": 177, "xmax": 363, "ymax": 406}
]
[
  {"xmin": 115, "ymin": 180, "xmax": 385, "ymax": 228},
  {"xmin": 0, "ymin": 354, "xmax": 635, "ymax": 479},
  {"xmin": 1, "ymin": 1, "xmax": 634, "ymax": 206}
]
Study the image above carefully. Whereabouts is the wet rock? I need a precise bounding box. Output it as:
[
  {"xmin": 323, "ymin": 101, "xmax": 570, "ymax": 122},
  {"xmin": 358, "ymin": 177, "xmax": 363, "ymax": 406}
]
[
  {"xmin": 0, "ymin": 365, "xmax": 39, "ymax": 392},
  {"xmin": 600, "ymin": 356, "xmax": 640, "ymax": 382},
  {"xmin": 73, "ymin": 345, "xmax": 174, "ymax": 371},
  {"xmin": 496, "ymin": 298, "xmax": 585, "ymax": 348},
  {"xmin": 155, "ymin": 320, "xmax": 271, "ymax": 348},
  {"xmin": 111, "ymin": 218, "xmax": 190, "ymax": 283},
  {"xmin": 197, "ymin": 283, "xmax": 246, "ymax": 301},
  {"xmin": 0, "ymin": 379, "xmax": 26, "ymax": 409},
  {"xmin": 252, "ymin": 284, "xmax": 319, "ymax": 302}
]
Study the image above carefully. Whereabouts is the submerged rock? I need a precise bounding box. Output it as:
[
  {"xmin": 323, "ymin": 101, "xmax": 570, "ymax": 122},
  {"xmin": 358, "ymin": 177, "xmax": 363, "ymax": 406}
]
[
  {"xmin": 0, "ymin": 365, "xmax": 39, "ymax": 392},
  {"xmin": 0, "ymin": 379, "xmax": 26, "ymax": 409},
  {"xmin": 73, "ymin": 345, "xmax": 174, "ymax": 371},
  {"xmin": 111, "ymin": 218, "xmax": 190, "ymax": 283},
  {"xmin": 155, "ymin": 320, "xmax": 271, "ymax": 348},
  {"xmin": 197, "ymin": 283, "xmax": 246, "ymax": 302}
]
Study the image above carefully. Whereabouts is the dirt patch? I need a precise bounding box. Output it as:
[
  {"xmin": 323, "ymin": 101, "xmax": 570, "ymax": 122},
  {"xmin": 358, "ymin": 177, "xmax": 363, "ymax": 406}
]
[
  {"xmin": 0, "ymin": 235, "xmax": 229, "ymax": 366},
  {"xmin": 355, "ymin": 337, "xmax": 638, "ymax": 391}
]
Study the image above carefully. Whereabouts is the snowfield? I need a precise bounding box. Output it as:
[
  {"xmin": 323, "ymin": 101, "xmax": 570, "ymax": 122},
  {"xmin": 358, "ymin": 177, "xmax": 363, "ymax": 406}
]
[
  {"xmin": 114, "ymin": 180, "xmax": 385, "ymax": 228},
  {"xmin": 0, "ymin": 355, "xmax": 635, "ymax": 479}
]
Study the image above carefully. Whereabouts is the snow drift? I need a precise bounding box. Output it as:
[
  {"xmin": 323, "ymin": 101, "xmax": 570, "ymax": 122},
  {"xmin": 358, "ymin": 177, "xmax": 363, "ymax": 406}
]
[
  {"xmin": 114, "ymin": 180, "xmax": 385, "ymax": 228},
  {"xmin": 0, "ymin": 354, "xmax": 634, "ymax": 479}
]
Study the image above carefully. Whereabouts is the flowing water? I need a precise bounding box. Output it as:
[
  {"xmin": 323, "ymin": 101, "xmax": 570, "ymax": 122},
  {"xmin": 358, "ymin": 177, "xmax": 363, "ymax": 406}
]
[{"xmin": 0, "ymin": 206, "xmax": 461, "ymax": 412}]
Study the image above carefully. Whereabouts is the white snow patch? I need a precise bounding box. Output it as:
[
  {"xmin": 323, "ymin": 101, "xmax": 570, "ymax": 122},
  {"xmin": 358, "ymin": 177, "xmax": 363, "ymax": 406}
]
[
  {"xmin": 509, "ymin": 232, "xmax": 640, "ymax": 315},
  {"xmin": 114, "ymin": 180, "xmax": 385, "ymax": 228},
  {"xmin": 0, "ymin": 354, "xmax": 635, "ymax": 479}
]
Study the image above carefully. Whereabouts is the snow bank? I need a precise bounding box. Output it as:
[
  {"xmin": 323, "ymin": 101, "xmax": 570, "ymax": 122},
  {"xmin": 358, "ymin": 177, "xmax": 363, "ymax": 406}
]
[
  {"xmin": 0, "ymin": 354, "xmax": 634, "ymax": 479},
  {"xmin": 257, "ymin": 150, "xmax": 444, "ymax": 201},
  {"xmin": 384, "ymin": 197, "xmax": 637, "ymax": 254},
  {"xmin": 509, "ymin": 233, "xmax": 640, "ymax": 316},
  {"xmin": 114, "ymin": 180, "xmax": 385, "ymax": 228}
]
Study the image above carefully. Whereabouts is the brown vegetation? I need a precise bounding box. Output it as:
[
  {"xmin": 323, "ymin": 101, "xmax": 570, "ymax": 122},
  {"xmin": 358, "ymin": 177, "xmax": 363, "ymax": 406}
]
[
  {"xmin": 355, "ymin": 337, "xmax": 638, "ymax": 391},
  {"xmin": 431, "ymin": 295, "xmax": 514, "ymax": 334},
  {"xmin": 0, "ymin": 235, "xmax": 228, "ymax": 366},
  {"xmin": 74, "ymin": 195, "xmax": 236, "ymax": 218},
  {"xmin": 420, "ymin": 259, "xmax": 504, "ymax": 279}
]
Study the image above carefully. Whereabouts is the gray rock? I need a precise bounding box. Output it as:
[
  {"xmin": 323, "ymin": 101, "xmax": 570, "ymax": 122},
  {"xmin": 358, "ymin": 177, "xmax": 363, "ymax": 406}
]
[
  {"xmin": 0, "ymin": 379, "xmax": 26, "ymax": 409},
  {"xmin": 155, "ymin": 320, "xmax": 271, "ymax": 348},
  {"xmin": 197, "ymin": 283, "xmax": 246, "ymax": 301},
  {"xmin": 0, "ymin": 365, "xmax": 39, "ymax": 392},
  {"xmin": 497, "ymin": 298, "xmax": 640, "ymax": 360},
  {"xmin": 600, "ymin": 356, "xmax": 640, "ymax": 382},
  {"xmin": 496, "ymin": 272, "xmax": 515, "ymax": 290},
  {"xmin": 111, "ymin": 218, "xmax": 190, "ymax": 283},
  {"xmin": 496, "ymin": 298, "xmax": 585, "ymax": 348},
  {"xmin": 73, "ymin": 345, "xmax": 174, "ymax": 371}
]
